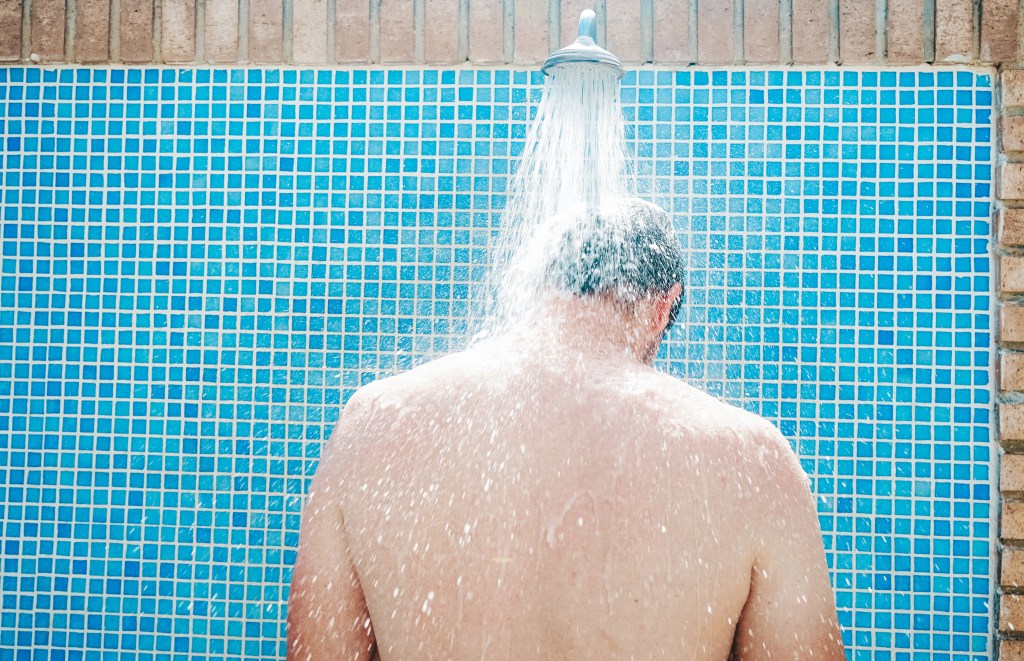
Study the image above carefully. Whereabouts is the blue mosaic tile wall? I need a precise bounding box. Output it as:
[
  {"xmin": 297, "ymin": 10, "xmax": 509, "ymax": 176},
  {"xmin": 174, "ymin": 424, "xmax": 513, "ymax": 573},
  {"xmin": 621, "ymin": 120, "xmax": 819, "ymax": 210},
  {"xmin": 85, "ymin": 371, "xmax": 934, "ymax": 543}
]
[{"xmin": 0, "ymin": 67, "xmax": 994, "ymax": 659}]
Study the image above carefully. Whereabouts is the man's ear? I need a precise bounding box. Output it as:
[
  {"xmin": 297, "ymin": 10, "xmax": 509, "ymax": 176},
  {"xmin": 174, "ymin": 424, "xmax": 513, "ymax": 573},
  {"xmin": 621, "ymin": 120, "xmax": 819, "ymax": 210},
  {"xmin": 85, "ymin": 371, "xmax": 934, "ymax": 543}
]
[{"xmin": 652, "ymin": 283, "xmax": 683, "ymax": 334}]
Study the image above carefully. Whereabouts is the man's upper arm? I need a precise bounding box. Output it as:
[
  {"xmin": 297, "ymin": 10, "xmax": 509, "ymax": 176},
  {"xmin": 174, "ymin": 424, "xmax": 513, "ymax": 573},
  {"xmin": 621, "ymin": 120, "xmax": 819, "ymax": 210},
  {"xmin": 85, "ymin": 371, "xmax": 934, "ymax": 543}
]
[
  {"xmin": 287, "ymin": 396, "xmax": 376, "ymax": 661},
  {"xmin": 730, "ymin": 428, "xmax": 845, "ymax": 660}
]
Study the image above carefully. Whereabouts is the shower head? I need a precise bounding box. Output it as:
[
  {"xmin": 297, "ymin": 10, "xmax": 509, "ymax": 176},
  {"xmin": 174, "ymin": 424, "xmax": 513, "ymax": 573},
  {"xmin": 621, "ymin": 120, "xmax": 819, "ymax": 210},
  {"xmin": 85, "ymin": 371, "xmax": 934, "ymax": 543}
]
[{"xmin": 541, "ymin": 9, "xmax": 624, "ymax": 79}]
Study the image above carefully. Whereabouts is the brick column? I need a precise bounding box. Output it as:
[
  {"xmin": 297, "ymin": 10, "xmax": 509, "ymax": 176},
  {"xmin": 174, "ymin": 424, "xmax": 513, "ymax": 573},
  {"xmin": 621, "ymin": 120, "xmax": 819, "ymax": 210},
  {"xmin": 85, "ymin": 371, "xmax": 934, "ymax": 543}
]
[{"xmin": 999, "ymin": 68, "xmax": 1024, "ymax": 656}]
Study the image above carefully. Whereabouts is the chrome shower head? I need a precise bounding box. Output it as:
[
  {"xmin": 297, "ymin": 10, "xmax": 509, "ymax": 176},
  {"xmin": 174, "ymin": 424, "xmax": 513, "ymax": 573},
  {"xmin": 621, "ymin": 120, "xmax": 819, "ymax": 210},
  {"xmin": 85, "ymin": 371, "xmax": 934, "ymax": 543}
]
[{"xmin": 541, "ymin": 9, "xmax": 624, "ymax": 78}]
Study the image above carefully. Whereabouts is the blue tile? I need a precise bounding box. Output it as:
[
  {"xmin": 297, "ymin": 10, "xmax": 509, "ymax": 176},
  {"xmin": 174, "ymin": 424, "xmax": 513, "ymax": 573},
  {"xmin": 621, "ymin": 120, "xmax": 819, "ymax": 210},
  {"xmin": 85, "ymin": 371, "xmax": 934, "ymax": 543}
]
[{"xmin": 0, "ymin": 66, "xmax": 995, "ymax": 658}]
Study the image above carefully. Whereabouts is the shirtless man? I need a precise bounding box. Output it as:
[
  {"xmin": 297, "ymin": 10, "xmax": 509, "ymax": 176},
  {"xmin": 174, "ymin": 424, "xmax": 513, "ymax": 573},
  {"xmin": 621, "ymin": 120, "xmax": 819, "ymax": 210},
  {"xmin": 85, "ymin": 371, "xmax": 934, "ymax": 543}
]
[{"xmin": 288, "ymin": 199, "xmax": 845, "ymax": 660}]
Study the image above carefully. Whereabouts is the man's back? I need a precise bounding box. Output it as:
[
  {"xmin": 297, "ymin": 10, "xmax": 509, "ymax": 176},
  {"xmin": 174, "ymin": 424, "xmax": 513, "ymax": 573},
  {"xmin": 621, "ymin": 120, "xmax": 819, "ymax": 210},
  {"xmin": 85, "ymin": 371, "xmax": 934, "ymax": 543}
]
[{"xmin": 290, "ymin": 336, "xmax": 844, "ymax": 660}]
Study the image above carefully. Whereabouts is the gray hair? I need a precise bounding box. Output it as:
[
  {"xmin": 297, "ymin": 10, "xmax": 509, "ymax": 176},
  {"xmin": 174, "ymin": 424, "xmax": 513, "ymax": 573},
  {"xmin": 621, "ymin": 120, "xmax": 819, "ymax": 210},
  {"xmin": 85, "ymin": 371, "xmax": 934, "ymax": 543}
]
[{"xmin": 543, "ymin": 198, "xmax": 686, "ymax": 329}]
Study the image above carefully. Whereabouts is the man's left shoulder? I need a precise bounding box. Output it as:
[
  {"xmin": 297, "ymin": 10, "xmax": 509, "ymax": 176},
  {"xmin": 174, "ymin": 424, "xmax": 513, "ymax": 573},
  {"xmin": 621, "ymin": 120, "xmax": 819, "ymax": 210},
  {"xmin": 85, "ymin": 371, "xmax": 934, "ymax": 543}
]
[{"xmin": 646, "ymin": 372, "xmax": 779, "ymax": 438}]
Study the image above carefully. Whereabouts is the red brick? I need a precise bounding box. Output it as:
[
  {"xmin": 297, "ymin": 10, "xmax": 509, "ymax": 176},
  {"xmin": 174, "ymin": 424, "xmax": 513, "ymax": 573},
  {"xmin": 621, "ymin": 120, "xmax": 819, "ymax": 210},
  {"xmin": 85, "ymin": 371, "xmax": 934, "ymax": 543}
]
[
  {"xmin": 1004, "ymin": 593, "xmax": 1024, "ymax": 631},
  {"xmin": 935, "ymin": 0, "xmax": 973, "ymax": 61},
  {"xmin": 1003, "ymin": 163, "xmax": 1024, "ymax": 200},
  {"xmin": 606, "ymin": 0, "xmax": 643, "ymax": 63},
  {"xmin": 791, "ymin": 0, "xmax": 829, "ymax": 63},
  {"xmin": 886, "ymin": 0, "xmax": 923, "ymax": 63},
  {"xmin": 839, "ymin": 0, "xmax": 875, "ymax": 62},
  {"xmin": 653, "ymin": 0, "xmax": 689, "ymax": 63},
  {"xmin": 380, "ymin": 0, "xmax": 414, "ymax": 62},
  {"xmin": 559, "ymin": 0, "xmax": 590, "ymax": 50},
  {"xmin": 468, "ymin": 0, "xmax": 502, "ymax": 63},
  {"xmin": 205, "ymin": 0, "xmax": 238, "ymax": 62},
  {"xmin": 743, "ymin": 0, "xmax": 779, "ymax": 63},
  {"xmin": 293, "ymin": 0, "xmax": 328, "ymax": 63},
  {"xmin": 1005, "ymin": 116, "xmax": 1024, "ymax": 154},
  {"xmin": 249, "ymin": 0, "xmax": 282, "ymax": 62},
  {"xmin": 1003, "ymin": 402, "xmax": 1024, "ymax": 441},
  {"xmin": 335, "ymin": 0, "xmax": 369, "ymax": 62},
  {"xmin": 75, "ymin": 0, "xmax": 110, "ymax": 61},
  {"xmin": 1006, "ymin": 71, "xmax": 1024, "ymax": 107},
  {"xmin": 512, "ymin": 0, "xmax": 546, "ymax": 63},
  {"xmin": 1004, "ymin": 639, "xmax": 1024, "ymax": 661},
  {"xmin": 697, "ymin": 0, "xmax": 732, "ymax": 64},
  {"xmin": 1004, "ymin": 305, "xmax": 1024, "ymax": 344},
  {"xmin": 1007, "ymin": 502, "xmax": 1024, "ymax": 540},
  {"xmin": 119, "ymin": 0, "xmax": 153, "ymax": 62},
  {"xmin": 1004, "ymin": 454, "xmax": 1024, "ymax": 492},
  {"xmin": 425, "ymin": 0, "xmax": 459, "ymax": 63},
  {"xmin": 1002, "ymin": 209, "xmax": 1024, "ymax": 245},
  {"xmin": 161, "ymin": 0, "xmax": 195, "ymax": 62},
  {"xmin": 30, "ymin": 0, "xmax": 65, "ymax": 61},
  {"xmin": 981, "ymin": 0, "xmax": 1019, "ymax": 63},
  {"xmin": 0, "ymin": 0, "xmax": 22, "ymax": 60},
  {"xmin": 1003, "ymin": 255, "xmax": 1024, "ymax": 293},
  {"xmin": 1004, "ymin": 548, "xmax": 1024, "ymax": 587},
  {"xmin": 1003, "ymin": 352, "xmax": 1024, "ymax": 391}
]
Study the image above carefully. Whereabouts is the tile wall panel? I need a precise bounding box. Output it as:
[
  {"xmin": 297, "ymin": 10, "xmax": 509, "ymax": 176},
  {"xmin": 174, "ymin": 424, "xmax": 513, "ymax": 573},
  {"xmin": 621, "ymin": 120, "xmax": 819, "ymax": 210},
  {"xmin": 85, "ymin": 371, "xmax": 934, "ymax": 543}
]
[{"xmin": 0, "ymin": 66, "xmax": 995, "ymax": 659}]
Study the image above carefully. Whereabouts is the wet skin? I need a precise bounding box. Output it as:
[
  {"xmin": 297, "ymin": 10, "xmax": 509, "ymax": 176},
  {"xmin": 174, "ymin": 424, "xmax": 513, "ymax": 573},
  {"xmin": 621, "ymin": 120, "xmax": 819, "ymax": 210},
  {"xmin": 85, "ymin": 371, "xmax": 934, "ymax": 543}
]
[{"xmin": 288, "ymin": 296, "xmax": 845, "ymax": 660}]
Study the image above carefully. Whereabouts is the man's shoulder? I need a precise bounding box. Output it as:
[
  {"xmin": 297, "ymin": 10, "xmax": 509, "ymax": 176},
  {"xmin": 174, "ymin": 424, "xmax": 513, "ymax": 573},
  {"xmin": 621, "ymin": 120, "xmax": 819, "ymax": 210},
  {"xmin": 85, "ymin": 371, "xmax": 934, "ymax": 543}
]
[
  {"xmin": 348, "ymin": 348, "xmax": 492, "ymax": 405},
  {"xmin": 643, "ymin": 371, "xmax": 771, "ymax": 429},
  {"xmin": 640, "ymin": 370, "xmax": 798, "ymax": 467},
  {"xmin": 333, "ymin": 347, "xmax": 498, "ymax": 442},
  {"xmin": 649, "ymin": 375, "xmax": 812, "ymax": 512}
]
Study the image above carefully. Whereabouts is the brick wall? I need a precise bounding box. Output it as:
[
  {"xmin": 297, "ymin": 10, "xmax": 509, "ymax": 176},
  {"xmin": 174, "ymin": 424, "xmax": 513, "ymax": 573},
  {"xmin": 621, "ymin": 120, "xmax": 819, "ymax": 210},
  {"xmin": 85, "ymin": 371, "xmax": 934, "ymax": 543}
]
[
  {"xmin": 0, "ymin": 0, "xmax": 1019, "ymax": 66},
  {"xmin": 1001, "ymin": 69, "xmax": 1024, "ymax": 656}
]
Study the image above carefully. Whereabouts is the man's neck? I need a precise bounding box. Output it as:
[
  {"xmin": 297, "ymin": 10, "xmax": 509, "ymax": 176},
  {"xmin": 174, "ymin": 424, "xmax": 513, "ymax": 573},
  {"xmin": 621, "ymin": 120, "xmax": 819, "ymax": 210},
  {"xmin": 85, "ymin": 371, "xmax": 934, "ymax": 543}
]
[{"xmin": 509, "ymin": 295, "xmax": 657, "ymax": 365}]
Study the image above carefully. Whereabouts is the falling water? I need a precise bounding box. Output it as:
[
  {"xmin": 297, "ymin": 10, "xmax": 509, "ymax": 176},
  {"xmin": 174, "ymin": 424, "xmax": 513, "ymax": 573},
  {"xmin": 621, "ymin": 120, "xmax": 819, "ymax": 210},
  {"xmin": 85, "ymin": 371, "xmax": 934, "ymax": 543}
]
[{"xmin": 476, "ymin": 62, "xmax": 636, "ymax": 338}]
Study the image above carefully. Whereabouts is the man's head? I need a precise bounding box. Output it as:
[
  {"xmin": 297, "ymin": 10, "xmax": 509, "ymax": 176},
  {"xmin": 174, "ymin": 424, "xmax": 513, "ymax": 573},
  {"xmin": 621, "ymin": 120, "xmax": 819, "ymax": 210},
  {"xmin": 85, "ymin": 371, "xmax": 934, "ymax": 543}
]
[{"xmin": 541, "ymin": 197, "xmax": 685, "ymax": 360}]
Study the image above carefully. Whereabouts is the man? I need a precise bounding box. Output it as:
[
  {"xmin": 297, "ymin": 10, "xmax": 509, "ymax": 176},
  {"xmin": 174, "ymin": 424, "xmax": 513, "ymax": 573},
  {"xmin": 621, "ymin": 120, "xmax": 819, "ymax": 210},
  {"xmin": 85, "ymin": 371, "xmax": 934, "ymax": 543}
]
[{"xmin": 288, "ymin": 198, "xmax": 845, "ymax": 660}]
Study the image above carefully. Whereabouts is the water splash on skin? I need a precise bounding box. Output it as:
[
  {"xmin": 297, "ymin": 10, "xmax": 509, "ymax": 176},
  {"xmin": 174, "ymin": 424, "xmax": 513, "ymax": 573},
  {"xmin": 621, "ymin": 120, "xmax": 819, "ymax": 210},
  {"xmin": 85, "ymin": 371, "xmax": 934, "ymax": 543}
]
[{"xmin": 542, "ymin": 488, "xmax": 599, "ymax": 548}]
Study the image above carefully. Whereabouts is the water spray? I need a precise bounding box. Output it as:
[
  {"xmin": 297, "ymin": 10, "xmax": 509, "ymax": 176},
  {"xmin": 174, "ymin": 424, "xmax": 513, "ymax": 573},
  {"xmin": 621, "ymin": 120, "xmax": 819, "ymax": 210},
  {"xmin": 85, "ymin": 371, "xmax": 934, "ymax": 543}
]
[{"xmin": 473, "ymin": 6, "xmax": 633, "ymax": 341}]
